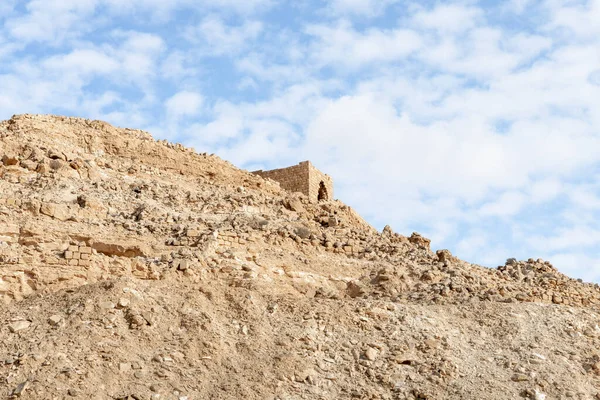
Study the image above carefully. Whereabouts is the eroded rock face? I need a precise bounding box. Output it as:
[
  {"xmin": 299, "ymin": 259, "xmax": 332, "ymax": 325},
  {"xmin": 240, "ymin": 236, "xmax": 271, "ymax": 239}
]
[{"xmin": 0, "ymin": 114, "xmax": 599, "ymax": 400}]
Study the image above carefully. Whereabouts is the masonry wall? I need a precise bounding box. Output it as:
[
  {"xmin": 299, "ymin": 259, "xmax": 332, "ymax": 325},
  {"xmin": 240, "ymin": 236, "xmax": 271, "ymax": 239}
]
[
  {"xmin": 253, "ymin": 161, "xmax": 310, "ymax": 197},
  {"xmin": 308, "ymin": 163, "xmax": 334, "ymax": 202},
  {"xmin": 253, "ymin": 161, "xmax": 334, "ymax": 203}
]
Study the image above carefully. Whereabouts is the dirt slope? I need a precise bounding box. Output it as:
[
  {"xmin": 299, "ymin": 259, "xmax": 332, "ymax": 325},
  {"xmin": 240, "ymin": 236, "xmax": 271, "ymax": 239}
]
[{"xmin": 1, "ymin": 114, "xmax": 600, "ymax": 400}]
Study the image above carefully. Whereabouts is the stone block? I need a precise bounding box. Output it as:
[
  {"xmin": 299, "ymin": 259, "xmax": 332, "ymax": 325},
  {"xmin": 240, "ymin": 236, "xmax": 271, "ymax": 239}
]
[
  {"xmin": 80, "ymin": 253, "xmax": 90, "ymax": 260},
  {"xmin": 178, "ymin": 260, "xmax": 189, "ymax": 271},
  {"xmin": 40, "ymin": 202, "xmax": 69, "ymax": 221},
  {"xmin": 0, "ymin": 224, "xmax": 19, "ymax": 236},
  {"xmin": 68, "ymin": 245, "xmax": 79, "ymax": 252},
  {"xmin": 52, "ymin": 204, "xmax": 70, "ymax": 221},
  {"xmin": 40, "ymin": 203, "xmax": 56, "ymax": 217},
  {"xmin": 79, "ymin": 260, "xmax": 91, "ymax": 267},
  {"xmin": 187, "ymin": 230, "xmax": 200, "ymax": 237},
  {"xmin": 80, "ymin": 247, "xmax": 92, "ymax": 254},
  {"xmin": 73, "ymin": 252, "xmax": 81, "ymax": 259},
  {"xmin": 68, "ymin": 259, "xmax": 79, "ymax": 266},
  {"xmin": 65, "ymin": 251, "xmax": 73, "ymax": 259}
]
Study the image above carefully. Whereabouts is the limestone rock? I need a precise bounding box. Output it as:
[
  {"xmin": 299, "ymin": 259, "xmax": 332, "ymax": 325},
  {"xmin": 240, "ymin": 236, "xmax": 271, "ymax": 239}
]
[{"xmin": 8, "ymin": 320, "xmax": 31, "ymax": 332}]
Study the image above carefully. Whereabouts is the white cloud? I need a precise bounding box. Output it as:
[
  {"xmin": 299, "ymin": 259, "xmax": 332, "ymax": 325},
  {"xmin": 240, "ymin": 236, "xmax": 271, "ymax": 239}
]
[
  {"xmin": 100, "ymin": 0, "xmax": 275, "ymax": 16},
  {"xmin": 5, "ymin": 0, "xmax": 98, "ymax": 44},
  {"xmin": 505, "ymin": 0, "xmax": 535, "ymax": 14},
  {"xmin": 0, "ymin": 0, "xmax": 16, "ymax": 18},
  {"xmin": 419, "ymin": 28, "xmax": 552, "ymax": 79},
  {"xmin": 527, "ymin": 226, "xmax": 600, "ymax": 253},
  {"xmin": 528, "ymin": 179, "xmax": 562, "ymax": 203},
  {"xmin": 166, "ymin": 91, "xmax": 204, "ymax": 120},
  {"xmin": 43, "ymin": 49, "xmax": 120, "ymax": 76},
  {"xmin": 546, "ymin": 0, "xmax": 600, "ymax": 39},
  {"xmin": 326, "ymin": 0, "xmax": 400, "ymax": 17},
  {"xmin": 479, "ymin": 192, "xmax": 528, "ymax": 217},
  {"xmin": 306, "ymin": 21, "xmax": 422, "ymax": 69},
  {"xmin": 160, "ymin": 51, "xmax": 198, "ymax": 81},
  {"xmin": 568, "ymin": 186, "xmax": 600, "ymax": 210},
  {"xmin": 549, "ymin": 252, "xmax": 600, "ymax": 282},
  {"xmin": 184, "ymin": 16, "xmax": 263, "ymax": 56},
  {"xmin": 412, "ymin": 4, "xmax": 482, "ymax": 33}
]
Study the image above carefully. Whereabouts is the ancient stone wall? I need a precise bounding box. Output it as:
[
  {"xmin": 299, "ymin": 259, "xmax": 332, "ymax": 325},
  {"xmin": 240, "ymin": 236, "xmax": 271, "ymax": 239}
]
[
  {"xmin": 253, "ymin": 161, "xmax": 310, "ymax": 198},
  {"xmin": 307, "ymin": 162, "xmax": 334, "ymax": 203},
  {"xmin": 253, "ymin": 161, "xmax": 334, "ymax": 203}
]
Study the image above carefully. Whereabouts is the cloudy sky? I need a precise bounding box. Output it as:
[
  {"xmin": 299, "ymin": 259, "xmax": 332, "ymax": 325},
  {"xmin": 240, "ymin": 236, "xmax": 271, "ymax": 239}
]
[{"xmin": 1, "ymin": 0, "xmax": 600, "ymax": 280}]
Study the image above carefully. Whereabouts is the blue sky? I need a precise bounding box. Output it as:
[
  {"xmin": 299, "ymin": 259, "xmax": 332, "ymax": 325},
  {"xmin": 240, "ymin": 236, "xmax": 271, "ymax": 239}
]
[{"xmin": 1, "ymin": 0, "xmax": 600, "ymax": 281}]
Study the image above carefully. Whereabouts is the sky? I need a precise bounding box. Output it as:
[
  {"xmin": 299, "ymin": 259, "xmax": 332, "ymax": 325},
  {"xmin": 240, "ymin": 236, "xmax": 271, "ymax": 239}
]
[{"xmin": 1, "ymin": 0, "xmax": 600, "ymax": 281}]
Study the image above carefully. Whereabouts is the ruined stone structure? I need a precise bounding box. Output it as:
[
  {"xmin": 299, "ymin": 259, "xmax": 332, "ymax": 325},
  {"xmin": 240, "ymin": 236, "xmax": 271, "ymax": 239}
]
[{"xmin": 253, "ymin": 161, "xmax": 334, "ymax": 203}]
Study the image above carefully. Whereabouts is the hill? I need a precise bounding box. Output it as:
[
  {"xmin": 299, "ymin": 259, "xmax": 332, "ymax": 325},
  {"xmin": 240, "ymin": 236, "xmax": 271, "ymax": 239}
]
[{"xmin": 1, "ymin": 114, "xmax": 600, "ymax": 399}]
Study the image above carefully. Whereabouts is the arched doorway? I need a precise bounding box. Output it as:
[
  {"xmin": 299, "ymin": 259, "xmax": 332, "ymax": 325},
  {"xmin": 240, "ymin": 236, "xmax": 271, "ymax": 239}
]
[{"xmin": 318, "ymin": 181, "xmax": 329, "ymax": 201}]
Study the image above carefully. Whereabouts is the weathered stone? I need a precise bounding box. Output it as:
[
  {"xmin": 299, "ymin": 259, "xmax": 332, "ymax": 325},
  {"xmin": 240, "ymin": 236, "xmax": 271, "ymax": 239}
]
[
  {"xmin": 364, "ymin": 347, "xmax": 378, "ymax": 361},
  {"xmin": 8, "ymin": 320, "xmax": 31, "ymax": 332},
  {"xmin": 117, "ymin": 298, "xmax": 130, "ymax": 308},
  {"xmin": 40, "ymin": 203, "xmax": 56, "ymax": 217},
  {"xmin": 11, "ymin": 380, "xmax": 29, "ymax": 397},
  {"xmin": 511, "ymin": 373, "xmax": 529, "ymax": 382},
  {"xmin": 436, "ymin": 249, "xmax": 454, "ymax": 264},
  {"xmin": 295, "ymin": 226, "xmax": 311, "ymax": 239},
  {"xmin": 99, "ymin": 301, "xmax": 115, "ymax": 310},
  {"xmin": 91, "ymin": 240, "xmax": 149, "ymax": 258},
  {"xmin": 177, "ymin": 260, "xmax": 189, "ymax": 271},
  {"xmin": 20, "ymin": 159, "xmax": 38, "ymax": 171},
  {"xmin": 409, "ymin": 232, "xmax": 431, "ymax": 250},
  {"xmin": 49, "ymin": 159, "xmax": 66, "ymax": 170},
  {"xmin": 119, "ymin": 362, "xmax": 131, "ymax": 373},
  {"xmin": 48, "ymin": 315, "xmax": 62, "ymax": 326},
  {"xmin": 552, "ymin": 294, "xmax": 563, "ymax": 304},
  {"xmin": 2, "ymin": 154, "xmax": 19, "ymax": 166}
]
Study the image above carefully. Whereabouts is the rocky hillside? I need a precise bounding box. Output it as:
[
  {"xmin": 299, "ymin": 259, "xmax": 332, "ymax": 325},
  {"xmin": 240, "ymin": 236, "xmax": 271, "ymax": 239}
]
[{"xmin": 1, "ymin": 114, "xmax": 600, "ymax": 399}]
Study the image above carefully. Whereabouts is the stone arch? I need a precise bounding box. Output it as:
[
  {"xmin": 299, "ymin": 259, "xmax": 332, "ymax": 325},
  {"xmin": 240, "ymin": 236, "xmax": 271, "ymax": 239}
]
[{"xmin": 318, "ymin": 181, "xmax": 329, "ymax": 201}]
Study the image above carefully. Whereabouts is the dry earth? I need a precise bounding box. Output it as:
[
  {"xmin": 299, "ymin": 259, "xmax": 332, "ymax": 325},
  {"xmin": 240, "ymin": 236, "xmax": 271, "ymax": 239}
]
[{"xmin": 1, "ymin": 114, "xmax": 600, "ymax": 399}]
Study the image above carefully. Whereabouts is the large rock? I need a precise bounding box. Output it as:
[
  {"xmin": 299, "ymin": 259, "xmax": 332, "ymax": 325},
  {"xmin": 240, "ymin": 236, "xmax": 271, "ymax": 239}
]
[
  {"xmin": 91, "ymin": 240, "xmax": 150, "ymax": 258},
  {"xmin": 1, "ymin": 154, "xmax": 19, "ymax": 166}
]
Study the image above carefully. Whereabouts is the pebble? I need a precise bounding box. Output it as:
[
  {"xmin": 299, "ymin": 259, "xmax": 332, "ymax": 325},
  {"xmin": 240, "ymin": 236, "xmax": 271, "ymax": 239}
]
[
  {"xmin": 534, "ymin": 390, "xmax": 546, "ymax": 400},
  {"xmin": 511, "ymin": 373, "xmax": 529, "ymax": 382},
  {"xmin": 48, "ymin": 315, "xmax": 63, "ymax": 326},
  {"xmin": 117, "ymin": 298, "xmax": 130, "ymax": 308},
  {"xmin": 11, "ymin": 381, "xmax": 29, "ymax": 396},
  {"xmin": 99, "ymin": 301, "xmax": 115, "ymax": 310},
  {"xmin": 8, "ymin": 320, "xmax": 31, "ymax": 333},
  {"xmin": 119, "ymin": 362, "xmax": 131, "ymax": 373},
  {"xmin": 364, "ymin": 347, "xmax": 378, "ymax": 361}
]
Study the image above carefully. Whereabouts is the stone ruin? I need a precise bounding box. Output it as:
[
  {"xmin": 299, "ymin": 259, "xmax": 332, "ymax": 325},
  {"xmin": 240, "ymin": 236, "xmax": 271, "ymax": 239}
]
[{"xmin": 253, "ymin": 161, "xmax": 334, "ymax": 203}]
